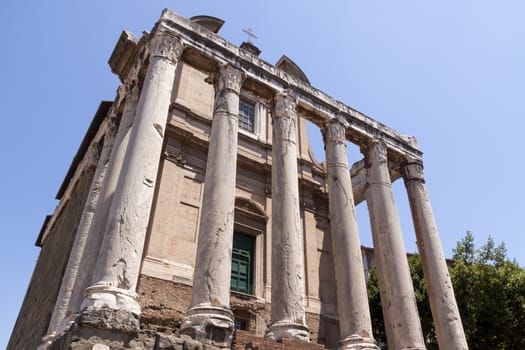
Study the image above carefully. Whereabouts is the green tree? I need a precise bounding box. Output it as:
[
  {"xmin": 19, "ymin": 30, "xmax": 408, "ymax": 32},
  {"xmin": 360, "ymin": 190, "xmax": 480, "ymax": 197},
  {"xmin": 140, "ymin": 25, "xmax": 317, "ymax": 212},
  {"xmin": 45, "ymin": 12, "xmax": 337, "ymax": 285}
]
[
  {"xmin": 452, "ymin": 232, "xmax": 525, "ymax": 349},
  {"xmin": 367, "ymin": 232, "xmax": 525, "ymax": 349}
]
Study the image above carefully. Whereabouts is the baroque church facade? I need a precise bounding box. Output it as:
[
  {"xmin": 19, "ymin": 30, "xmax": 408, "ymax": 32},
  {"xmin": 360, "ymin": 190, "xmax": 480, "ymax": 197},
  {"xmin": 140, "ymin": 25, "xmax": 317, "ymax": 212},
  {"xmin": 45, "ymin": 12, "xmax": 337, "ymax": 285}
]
[{"xmin": 9, "ymin": 9, "xmax": 468, "ymax": 350}]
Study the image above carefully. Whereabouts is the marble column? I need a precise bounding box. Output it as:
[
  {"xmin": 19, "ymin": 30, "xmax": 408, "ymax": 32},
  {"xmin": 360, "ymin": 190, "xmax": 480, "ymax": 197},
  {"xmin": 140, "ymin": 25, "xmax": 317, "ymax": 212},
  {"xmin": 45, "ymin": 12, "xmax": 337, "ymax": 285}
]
[
  {"xmin": 363, "ymin": 140, "xmax": 426, "ymax": 350},
  {"xmin": 82, "ymin": 33, "xmax": 182, "ymax": 318},
  {"xmin": 402, "ymin": 161, "xmax": 468, "ymax": 350},
  {"xmin": 181, "ymin": 65, "xmax": 244, "ymax": 347},
  {"xmin": 72, "ymin": 81, "xmax": 141, "ymax": 316},
  {"xmin": 267, "ymin": 91, "xmax": 309, "ymax": 342},
  {"xmin": 323, "ymin": 120, "xmax": 379, "ymax": 350},
  {"xmin": 39, "ymin": 117, "xmax": 117, "ymax": 348}
]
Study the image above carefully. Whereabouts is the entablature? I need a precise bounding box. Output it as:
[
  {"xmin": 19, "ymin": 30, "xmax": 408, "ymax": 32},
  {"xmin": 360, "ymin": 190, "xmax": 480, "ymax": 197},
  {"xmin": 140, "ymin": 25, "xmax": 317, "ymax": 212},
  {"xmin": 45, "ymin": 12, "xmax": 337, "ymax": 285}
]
[{"xmin": 153, "ymin": 9, "xmax": 422, "ymax": 164}]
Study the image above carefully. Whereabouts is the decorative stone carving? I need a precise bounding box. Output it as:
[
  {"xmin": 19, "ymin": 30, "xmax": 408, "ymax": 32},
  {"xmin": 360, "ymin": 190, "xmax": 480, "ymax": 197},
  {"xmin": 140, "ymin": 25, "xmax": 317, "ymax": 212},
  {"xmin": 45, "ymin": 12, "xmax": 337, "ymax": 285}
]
[
  {"xmin": 362, "ymin": 139, "xmax": 387, "ymax": 167},
  {"xmin": 217, "ymin": 64, "xmax": 244, "ymax": 93},
  {"xmin": 104, "ymin": 115, "xmax": 118, "ymax": 144},
  {"xmin": 401, "ymin": 160, "xmax": 425, "ymax": 183},
  {"xmin": 273, "ymin": 92, "xmax": 297, "ymax": 143},
  {"xmin": 213, "ymin": 65, "xmax": 244, "ymax": 115},
  {"xmin": 324, "ymin": 119, "xmax": 346, "ymax": 146},
  {"xmin": 149, "ymin": 34, "xmax": 183, "ymax": 63},
  {"xmin": 84, "ymin": 142, "xmax": 101, "ymax": 170}
]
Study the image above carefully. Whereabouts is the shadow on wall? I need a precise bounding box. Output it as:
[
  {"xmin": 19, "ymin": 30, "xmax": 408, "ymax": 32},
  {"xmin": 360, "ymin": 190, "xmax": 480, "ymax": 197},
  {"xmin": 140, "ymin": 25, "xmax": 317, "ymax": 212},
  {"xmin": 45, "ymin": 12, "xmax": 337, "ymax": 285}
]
[{"xmin": 318, "ymin": 222, "xmax": 340, "ymax": 349}]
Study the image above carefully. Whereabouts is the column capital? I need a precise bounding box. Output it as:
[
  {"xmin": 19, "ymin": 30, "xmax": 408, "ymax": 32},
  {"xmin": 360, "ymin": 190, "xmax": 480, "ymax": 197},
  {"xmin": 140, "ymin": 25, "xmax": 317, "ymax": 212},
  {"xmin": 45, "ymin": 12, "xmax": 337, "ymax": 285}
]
[
  {"xmin": 322, "ymin": 119, "xmax": 347, "ymax": 146},
  {"xmin": 361, "ymin": 139, "xmax": 388, "ymax": 166},
  {"xmin": 212, "ymin": 65, "xmax": 245, "ymax": 117},
  {"xmin": 84, "ymin": 142, "xmax": 100, "ymax": 170},
  {"xmin": 125, "ymin": 82, "xmax": 141, "ymax": 104},
  {"xmin": 274, "ymin": 91, "xmax": 297, "ymax": 120},
  {"xmin": 216, "ymin": 64, "xmax": 245, "ymax": 93},
  {"xmin": 401, "ymin": 160, "xmax": 425, "ymax": 183},
  {"xmin": 149, "ymin": 34, "xmax": 183, "ymax": 63}
]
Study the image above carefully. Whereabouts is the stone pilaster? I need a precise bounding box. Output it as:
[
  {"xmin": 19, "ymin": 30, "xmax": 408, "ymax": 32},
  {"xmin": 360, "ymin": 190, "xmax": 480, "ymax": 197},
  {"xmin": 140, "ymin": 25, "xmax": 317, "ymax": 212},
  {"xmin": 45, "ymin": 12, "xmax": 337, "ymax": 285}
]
[
  {"xmin": 82, "ymin": 33, "xmax": 182, "ymax": 321},
  {"xmin": 39, "ymin": 117, "xmax": 117, "ymax": 349},
  {"xmin": 181, "ymin": 64, "xmax": 245, "ymax": 348},
  {"xmin": 266, "ymin": 92, "xmax": 309, "ymax": 342},
  {"xmin": 323, "ymin": 120, "xmax": 379, "ymax": 350},
  {"xmin": 363, "ymin": 140, "xmax": 426, "ymax": 350},
  {"xmin": 402, "ymin": 161, "xmax": 468, "ymax": 350}
]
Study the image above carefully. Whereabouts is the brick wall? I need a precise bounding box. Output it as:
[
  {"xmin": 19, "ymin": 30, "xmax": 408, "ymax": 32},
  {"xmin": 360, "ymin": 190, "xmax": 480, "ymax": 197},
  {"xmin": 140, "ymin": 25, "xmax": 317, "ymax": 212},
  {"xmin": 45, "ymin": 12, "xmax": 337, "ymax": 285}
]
[
  {"xmin": 8, "ymin": 168, "xmax": 96, "ymax": 350},
  {"xmin": 232, "ymin": 330, "xmax": 327, "ymax": 350}
]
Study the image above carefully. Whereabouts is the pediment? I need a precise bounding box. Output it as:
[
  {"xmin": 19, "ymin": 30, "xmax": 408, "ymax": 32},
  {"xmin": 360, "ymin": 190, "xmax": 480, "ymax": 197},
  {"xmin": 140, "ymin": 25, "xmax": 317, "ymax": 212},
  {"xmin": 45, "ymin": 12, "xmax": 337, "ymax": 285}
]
[{"xmin": 276, "ymin": 55, "xmax": 310, "ymax": 84}]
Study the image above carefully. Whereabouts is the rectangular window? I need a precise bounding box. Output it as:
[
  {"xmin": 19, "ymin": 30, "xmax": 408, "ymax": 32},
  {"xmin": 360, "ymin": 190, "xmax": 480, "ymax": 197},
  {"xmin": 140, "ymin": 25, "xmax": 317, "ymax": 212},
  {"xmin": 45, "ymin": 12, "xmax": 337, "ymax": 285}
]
[
  {"xmin": 230, "ymin": 232, "xmax": 255, "ymax": 294},
  {"xmin": 234, "ymin": 318, "xmax": 248, "ymax": 331},
  {"xmin": 238, "ymin": 100, "xmax": 255, "ymax": 133}
]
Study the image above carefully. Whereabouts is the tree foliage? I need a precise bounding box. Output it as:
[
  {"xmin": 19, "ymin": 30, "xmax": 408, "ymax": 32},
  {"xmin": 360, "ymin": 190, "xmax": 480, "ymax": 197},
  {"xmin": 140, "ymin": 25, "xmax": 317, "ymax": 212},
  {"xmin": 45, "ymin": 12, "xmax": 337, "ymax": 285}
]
[{"xmin": 367, "ymin": 232, "xmax": 525, "ymax": 349}]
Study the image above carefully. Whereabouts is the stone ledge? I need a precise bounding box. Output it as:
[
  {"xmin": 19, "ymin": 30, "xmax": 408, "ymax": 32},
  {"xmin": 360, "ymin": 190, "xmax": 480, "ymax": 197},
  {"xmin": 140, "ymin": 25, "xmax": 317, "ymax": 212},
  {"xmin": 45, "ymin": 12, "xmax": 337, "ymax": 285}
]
[{"xmin": 232, "ymin": 330, "xmax": 326, "ymax": 350}]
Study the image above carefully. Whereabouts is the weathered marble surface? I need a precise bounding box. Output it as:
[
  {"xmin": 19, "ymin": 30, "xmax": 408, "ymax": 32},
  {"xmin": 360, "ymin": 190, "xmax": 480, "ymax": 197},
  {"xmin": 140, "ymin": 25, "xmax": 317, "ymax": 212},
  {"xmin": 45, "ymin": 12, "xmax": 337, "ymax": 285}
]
[
  {"xmin": 324, "ymin": 120, "xmax": 379, "ymax": 350},
  {"xmin": 402, "ymin": 161, "xmax": 468, "ymax": 350},
  {"xmin": 41, "ymin": 117, "xmax": 117, "ymax": 348},
  {"xmin": 267, "ymin": 92, "xmax": 309, "ymax": 342},
  {"xmin": 364, "ymin": 141, "xmax": 426, "ymax": 350},
  {"xmin": 83, "ymin": 33, "xmax": 182, "ymax": 315},
  {"xmin": 181, "ymin": 64, "xmax": 245, "ymax": 347}
]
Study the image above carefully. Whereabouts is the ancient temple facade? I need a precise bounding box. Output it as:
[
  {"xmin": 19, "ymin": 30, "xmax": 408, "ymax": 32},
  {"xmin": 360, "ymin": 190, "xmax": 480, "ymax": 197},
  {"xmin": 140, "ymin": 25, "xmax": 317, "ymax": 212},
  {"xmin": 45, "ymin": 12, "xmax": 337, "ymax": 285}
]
[{"xmin": 9, "ymin": 9, "xmax": 468, "ymax": 350}]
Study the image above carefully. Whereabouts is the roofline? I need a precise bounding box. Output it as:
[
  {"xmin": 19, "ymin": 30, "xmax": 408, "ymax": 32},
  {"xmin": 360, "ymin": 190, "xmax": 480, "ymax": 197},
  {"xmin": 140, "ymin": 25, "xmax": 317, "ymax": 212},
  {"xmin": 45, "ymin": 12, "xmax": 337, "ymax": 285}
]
[{"xmin": 55, "ymin": 101, "xmax": 113, "ymax": 199}]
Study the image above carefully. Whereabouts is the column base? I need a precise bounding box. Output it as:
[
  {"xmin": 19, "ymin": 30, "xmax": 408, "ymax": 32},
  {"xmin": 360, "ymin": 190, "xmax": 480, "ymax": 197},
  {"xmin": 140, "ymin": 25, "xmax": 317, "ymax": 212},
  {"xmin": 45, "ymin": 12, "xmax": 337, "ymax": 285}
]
[
  {"xmin": 37, "ymin": 333, "xmax": 56, "ymax": 350},
  {"xmin": 337, "ymin": 335, "xmax": 380, "ymax": 350},
  {"xmin": 180, "ymin": 304, "xmax": 234, "ymax": 348},
  {"xmin": 82, "ymin": 282, "xmax": 140, "ymax": 316},
  {"xmin": 266, "ymin": 321, "xmax": 310, "ymax": 342}
]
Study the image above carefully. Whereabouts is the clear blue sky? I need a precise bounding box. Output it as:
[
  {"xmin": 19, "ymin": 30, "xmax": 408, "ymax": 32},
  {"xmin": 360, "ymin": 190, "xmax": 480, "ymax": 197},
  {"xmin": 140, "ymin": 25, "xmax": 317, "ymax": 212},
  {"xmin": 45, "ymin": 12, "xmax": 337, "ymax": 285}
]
[{"xmin": 2, "ymin": 1, "xmax": 524, "ymax": 348}]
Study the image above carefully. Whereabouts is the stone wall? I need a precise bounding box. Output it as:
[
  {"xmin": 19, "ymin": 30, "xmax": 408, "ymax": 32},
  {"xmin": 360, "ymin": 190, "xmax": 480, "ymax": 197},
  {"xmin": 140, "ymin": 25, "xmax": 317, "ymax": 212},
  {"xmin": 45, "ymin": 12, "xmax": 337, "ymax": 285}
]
[
  {"xmin": 137, "ymin": 276, "xmax": 340, "ymax": 349},
  {"xmin": 232, "ymin": 330, "xmax": 326, "ymax": 350},
  {"xmin": 8, "ymin": 167, "xmax": 96, "ymax": 350}
]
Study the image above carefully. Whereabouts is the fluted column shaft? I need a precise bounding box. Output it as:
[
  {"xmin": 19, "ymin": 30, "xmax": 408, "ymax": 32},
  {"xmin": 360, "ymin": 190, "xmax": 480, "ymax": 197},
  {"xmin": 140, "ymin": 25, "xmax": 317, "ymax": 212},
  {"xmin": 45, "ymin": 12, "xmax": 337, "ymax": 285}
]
[
  {"xmin": 402, "ymin": 161, "xmax": 468, "ymax": 350},
  {"xmin": 267, "ymin": 92, "xmax": 309, "ymax": 342},
  {"xmin": 182, "ymin": 65, "xmax": 244, "ymax": 346},
  {"xmin": 363, "ymin": 140, "xmax": 426, "ymax": 350},
  {"xmin": 324, "ymin": 120, "xmax": 378, "ymax": 350},
  {"xmin": 82, "ymin": 33, "xmax": 182, "ymax": 315}
]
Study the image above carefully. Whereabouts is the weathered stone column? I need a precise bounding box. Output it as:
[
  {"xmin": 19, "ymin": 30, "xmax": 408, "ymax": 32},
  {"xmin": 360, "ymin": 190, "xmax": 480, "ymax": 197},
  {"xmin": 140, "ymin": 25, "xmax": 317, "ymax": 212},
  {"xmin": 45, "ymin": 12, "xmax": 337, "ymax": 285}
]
[
  {"xmin": 363, "ymin": 140, "xmax": 426, "ymax": 350},
  {"xmin": 266, "ymin": 92, "xmax": 309, "ymax": 342},
  {"xmin": 402, "ymin": 161, "xmax": 468, "ymax": 350},
  {"xmin": 323, "ymin": 120, "xmax": 379, "ymax": 350},
  {"xmin": 82, "ymin": 33, "xmax": 182, "ymax": 321},
  {"xmin": 71, "ymin": 81, "xmax": 141, "ymax": 316},
  {"xmin": 39, "ymin": 116, "xmax": 117, "ymax": 349},
  {"xmin": 181, "ymin": 64, "xmax": 244, "ymax": 347}
]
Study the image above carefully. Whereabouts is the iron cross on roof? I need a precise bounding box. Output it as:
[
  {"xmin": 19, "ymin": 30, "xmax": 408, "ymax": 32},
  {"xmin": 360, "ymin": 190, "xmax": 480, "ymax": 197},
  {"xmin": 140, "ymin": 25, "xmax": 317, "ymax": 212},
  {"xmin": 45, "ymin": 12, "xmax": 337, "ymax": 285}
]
[{"xmin": 242, "ymin": 28, "xmax": 258, "ymax": 43}]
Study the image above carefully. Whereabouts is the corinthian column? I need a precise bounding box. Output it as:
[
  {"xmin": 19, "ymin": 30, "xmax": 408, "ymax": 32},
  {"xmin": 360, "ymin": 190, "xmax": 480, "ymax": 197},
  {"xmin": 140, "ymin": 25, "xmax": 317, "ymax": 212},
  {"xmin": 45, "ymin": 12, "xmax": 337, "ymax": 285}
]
[
  {"xmin": 267, "ymin": 92, "xmax": 309, "ymax": 342},
  {"xmin": 82, "ymin": 33, "xmax": 183, "ymax": 320},
  {"xmin": 363, "ymin": 140, "xmax": 426, "ymax": 350},
  {"xmin": 323, "ymin": 120, "xmax": 379, "ymax": 350},
  {"xmin": 402, "ymin": 161, "xmax": 468, "ymax": 350},
  {"xmin": 71, "ymin": 81, "xmax": 141, "ymax": 315},
  {"xmin": 181, "ymin": 65, "xmax": 244, "ymax": 347}
]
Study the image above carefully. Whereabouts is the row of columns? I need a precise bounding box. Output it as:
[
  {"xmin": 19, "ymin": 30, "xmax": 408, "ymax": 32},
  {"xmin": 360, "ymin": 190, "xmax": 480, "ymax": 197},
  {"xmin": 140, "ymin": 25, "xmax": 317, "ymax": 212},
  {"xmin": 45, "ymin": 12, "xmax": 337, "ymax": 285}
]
[{"xmin": 42, "ymin": 30, "xmax": 467, "ymax": 350}]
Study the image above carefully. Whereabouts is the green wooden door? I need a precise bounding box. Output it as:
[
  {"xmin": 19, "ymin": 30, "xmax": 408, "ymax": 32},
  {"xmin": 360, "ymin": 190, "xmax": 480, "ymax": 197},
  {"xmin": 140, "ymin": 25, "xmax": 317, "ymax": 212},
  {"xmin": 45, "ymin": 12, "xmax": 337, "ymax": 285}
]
[{"xmin": 231, "ymin": 232, "xmax": 254, "ymax": 294}]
